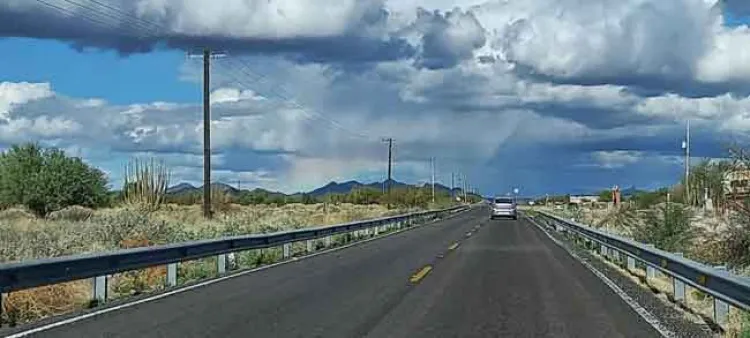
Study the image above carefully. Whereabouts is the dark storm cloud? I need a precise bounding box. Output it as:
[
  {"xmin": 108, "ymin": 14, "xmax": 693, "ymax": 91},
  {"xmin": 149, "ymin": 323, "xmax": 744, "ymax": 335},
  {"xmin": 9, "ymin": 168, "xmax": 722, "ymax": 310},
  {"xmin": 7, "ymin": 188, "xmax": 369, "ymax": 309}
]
[
  {"xmin": 408, "ymin": 8, "xmax": 486, "ymax": 69},
  {"xmin": 0, "ymin": 0, "xmax": 416, "ymax": 64}
]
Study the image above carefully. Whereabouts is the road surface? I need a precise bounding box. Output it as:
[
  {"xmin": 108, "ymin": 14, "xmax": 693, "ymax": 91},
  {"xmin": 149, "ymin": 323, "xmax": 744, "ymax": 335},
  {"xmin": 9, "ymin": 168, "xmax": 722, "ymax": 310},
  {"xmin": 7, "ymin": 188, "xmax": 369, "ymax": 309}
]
[{"xmin": 9, "ymin": 207, "xmax": 660, "ymax": 338}]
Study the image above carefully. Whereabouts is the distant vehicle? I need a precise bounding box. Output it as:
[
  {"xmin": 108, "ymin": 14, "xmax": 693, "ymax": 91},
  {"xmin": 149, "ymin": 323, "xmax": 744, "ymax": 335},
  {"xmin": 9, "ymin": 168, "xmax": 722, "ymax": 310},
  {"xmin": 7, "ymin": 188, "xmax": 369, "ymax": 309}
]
[{"xmin": 490, "ymin": 196, "xmax": 517, "ymax": 220}]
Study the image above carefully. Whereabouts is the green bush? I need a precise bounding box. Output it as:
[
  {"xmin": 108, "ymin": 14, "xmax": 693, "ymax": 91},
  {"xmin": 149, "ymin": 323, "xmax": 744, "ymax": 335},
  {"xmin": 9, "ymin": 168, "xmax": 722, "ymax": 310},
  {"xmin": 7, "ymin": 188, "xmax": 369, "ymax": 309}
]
[
  {"xmin": 631, "ymin": 203, "xmax": 695, "ymax": 253},
  {"xmin": 0, "ymin": 143, "xmax": 109, "ymax": 217}
]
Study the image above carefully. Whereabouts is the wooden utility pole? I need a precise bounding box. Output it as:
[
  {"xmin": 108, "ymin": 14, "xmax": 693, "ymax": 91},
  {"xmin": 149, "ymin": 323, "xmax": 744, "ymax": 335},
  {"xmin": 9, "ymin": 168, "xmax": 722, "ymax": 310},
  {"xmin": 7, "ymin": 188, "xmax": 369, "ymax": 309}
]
[
  {"xmin": 203, "ymin": 48, "xmax": 212, "ymax": 219},
  {"xmin": 188, "ymin": 48, "xmax": 225, "ymax": 219},
  {"xmin": 431, "ymin": 157, "xmax": 436, "ymax": 204},
  {"xmin": 383, "ymin": 138, "xmax": 394, "ymax": 192}
]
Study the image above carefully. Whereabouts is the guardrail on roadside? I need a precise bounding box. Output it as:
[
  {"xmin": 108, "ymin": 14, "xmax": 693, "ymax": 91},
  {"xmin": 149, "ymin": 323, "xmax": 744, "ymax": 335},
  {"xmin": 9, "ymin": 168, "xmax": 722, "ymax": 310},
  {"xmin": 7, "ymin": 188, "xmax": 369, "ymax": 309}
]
[
  {"xmin": 532, "ymin": 210, "xmax": 750, "ymax": 327},
  {"xmin": 0, "ymin": 205, "xmax": 469, "ymax": 318}
]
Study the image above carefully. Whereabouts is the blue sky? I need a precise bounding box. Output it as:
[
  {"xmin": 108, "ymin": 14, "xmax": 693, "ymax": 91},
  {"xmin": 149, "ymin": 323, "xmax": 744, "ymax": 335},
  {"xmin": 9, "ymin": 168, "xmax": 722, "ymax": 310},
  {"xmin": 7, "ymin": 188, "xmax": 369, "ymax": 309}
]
[
  {"xmin": 0, "ymin": 38, "xmax": 196, "ymax": 104},
  {"xmin": 2, "ymin": 0, "xmax": 750, "ymax": 197}
]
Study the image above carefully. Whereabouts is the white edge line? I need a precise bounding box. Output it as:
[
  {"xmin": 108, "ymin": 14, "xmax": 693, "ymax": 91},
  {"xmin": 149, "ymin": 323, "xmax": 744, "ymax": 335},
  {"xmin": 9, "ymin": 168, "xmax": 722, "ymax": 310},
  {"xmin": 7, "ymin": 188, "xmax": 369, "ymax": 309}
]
[
  {"xmin": 524, "ymin": 215, "xmax": 678, "ymax": 338},
  {"xmin": 5, "ymin": 209, "xmax": 472, "ymax": 337}
]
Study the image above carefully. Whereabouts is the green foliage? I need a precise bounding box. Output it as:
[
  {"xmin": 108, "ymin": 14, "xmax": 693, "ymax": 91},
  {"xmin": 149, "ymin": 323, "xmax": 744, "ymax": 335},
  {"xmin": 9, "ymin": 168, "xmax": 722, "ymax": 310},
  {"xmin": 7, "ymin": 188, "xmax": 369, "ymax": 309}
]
[
  {"xmin": 597, "ymin": 190, "xmax": 613, "ymax": 202},
  {"xmin": 595, "ymin": 203, "xmax": 639, "ymax": 230},
  {"xmin": 166, "ymin": 184, "xmax": 462, "ymax": 209},
  {"xmin": 720, "ymin": 198, "xmax": 750, "ymax": 268},
  {"xmin": 300, "ymin": 193, "xmax": 317, "ymax": 205},
  {"xmin": 630, "ymin": 203, "xmax": 695, "ymax": 253},
  {"xmin": 679, "ymin": 159, "xmax": 732, "ymax": 208},
  {"xmin": 0, "ymin": 143, "xmax": 109, "ymax": 216},
  {"xmin": 629, "ymin": 188, "xmax": 670, "ymax": 209}
]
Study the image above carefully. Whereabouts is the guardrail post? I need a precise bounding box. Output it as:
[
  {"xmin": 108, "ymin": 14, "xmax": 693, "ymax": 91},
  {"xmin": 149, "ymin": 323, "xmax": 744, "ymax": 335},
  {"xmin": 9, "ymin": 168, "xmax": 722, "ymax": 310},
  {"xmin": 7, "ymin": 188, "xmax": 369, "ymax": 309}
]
[
  {"xmin": 325, "ymin": 236, "xmax": 332, "ymax": 247},
  {"xmin": 600, "ymin": 244, "xmax": 607, "ymax": 257},
  {"xmin": 92, "ymin": 275, "xmax": 107, "ymax": 305},
  {"xmin": 167, "ymin": 263, "xmax": 178, "ymax": 287},
  {"xmin": 217, "ymin": 254, "xmax": 227, "ymax": 275},
  {"xmin": 306, "ymin": 240, "xmax": 314, "ymax": 253},
  {"xmin": 374, "ymin": 225, "xmax": 380, "ymax": 236},
  {"xmin": 627, "ymin": 256, "xmax": 636, "ymax": 271},
  {"xmin": 645, "ymin": 244, "xmax": 657, "ymax": 279},
  {"xmin": 713, "ymin": 265, "xmax": 730, "ymax": 325},
  {"xmin": 646, "ymin": 265, "xmax": 656, "ymax": 280},
  {"xmin": 671, "ymin": 253, "xmax": 685, "ymax": 303},
  {"xmin": 283, "ymin": 243, "xmax": 292, "ymax": 259},
  {"xmin": 611, "ymin": 249, "xmax": 621, "ymax": 264}
]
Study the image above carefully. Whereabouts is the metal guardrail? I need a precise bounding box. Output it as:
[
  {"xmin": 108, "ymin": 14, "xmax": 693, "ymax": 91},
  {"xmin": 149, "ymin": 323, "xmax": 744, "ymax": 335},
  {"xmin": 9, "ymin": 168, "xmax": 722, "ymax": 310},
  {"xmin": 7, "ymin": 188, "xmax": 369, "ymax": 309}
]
[
  {"xmin": 0, "ymin": 205, "xmax": 469, "ymax": 307},
  {"xmin": 533, "ymin": 210, "xmax": 750, "ymax": 325}
]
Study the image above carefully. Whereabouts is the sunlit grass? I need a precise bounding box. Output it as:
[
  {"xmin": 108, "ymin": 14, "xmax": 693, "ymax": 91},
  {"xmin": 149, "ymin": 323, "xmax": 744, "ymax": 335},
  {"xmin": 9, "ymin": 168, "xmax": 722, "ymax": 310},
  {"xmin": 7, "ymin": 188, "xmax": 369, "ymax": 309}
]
[{"xmin": 0, "ymin": 202, "xmax": 403, "ymax": 325}]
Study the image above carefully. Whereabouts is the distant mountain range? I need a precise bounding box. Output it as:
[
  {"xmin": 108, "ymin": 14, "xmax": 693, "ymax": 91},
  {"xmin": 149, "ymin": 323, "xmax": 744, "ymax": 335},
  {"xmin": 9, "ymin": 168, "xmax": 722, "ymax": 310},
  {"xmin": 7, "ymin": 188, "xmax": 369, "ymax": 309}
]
[{"xmin": 164, "ymin": 179, "xmax": 467, "ymax": 197}]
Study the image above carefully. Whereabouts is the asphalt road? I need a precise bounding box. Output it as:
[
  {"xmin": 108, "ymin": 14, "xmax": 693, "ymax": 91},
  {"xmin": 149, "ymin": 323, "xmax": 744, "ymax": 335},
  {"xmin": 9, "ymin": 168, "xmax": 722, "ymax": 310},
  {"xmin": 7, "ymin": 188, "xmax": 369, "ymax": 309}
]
[{"xmin": 10, "ymin": 207, "xmax": 661, "ymax": 338}]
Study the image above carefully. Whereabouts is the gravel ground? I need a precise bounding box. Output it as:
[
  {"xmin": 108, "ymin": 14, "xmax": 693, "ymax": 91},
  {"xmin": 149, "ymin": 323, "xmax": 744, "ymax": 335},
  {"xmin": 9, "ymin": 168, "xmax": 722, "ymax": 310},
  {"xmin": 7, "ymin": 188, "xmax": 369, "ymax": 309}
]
[{"xmin": 526, "ymin": 214, "xmax": 717, "ymax": 338}]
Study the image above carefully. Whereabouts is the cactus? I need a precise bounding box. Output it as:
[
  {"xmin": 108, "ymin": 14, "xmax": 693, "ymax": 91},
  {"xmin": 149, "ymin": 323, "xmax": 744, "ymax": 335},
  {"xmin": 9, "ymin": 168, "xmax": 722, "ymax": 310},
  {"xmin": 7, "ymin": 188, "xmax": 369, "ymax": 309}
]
[{"xmin": 122, "ymin": 158, "xmax": 171, "ymax": 211}]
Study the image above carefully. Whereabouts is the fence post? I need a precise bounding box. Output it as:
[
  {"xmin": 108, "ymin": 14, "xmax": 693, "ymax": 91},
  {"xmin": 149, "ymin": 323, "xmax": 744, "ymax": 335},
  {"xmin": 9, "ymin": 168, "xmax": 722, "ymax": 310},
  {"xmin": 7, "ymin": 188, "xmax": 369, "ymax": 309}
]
[
  {"xmin": 167, "ymin": 263, "xmax": 178, "ymax": 287},
  {"xmin": 92, "ymin": 275, "xmax": 108, "ymax": 305},
  {"xmin": 713, "ymin": 265, "xmax": 730, "ymax": 325}
]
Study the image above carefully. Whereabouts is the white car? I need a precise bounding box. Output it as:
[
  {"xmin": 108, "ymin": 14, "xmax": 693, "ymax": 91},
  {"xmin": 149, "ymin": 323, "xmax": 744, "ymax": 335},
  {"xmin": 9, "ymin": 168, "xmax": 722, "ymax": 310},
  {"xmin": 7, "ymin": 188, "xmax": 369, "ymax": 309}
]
[{"xmin": 490, "ymin": 197, "xmax": 517, "ymax": 220}]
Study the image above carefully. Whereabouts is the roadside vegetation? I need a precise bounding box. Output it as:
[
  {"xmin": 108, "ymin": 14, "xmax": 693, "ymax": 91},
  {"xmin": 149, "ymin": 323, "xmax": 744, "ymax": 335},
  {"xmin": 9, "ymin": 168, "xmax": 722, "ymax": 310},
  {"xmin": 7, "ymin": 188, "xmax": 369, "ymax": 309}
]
[
  {"xmin": 540, "ymin": 149, "xmax": 750, "ymax": 336},
  {"xmin": 0, "ymin": 142, "xmax": 477, "ymax": 326}
]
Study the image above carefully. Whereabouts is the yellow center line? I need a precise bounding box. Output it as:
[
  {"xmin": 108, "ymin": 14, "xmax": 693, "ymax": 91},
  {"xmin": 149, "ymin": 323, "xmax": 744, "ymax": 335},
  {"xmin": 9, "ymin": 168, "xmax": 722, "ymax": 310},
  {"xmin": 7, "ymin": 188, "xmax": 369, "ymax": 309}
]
[
  {"xmin": 409, "ymin": 265, "xmax": 433, "ymax": 283},
  {"xmin": 448, "ymin": 242, "xmax": 460, "ymax": 251}
]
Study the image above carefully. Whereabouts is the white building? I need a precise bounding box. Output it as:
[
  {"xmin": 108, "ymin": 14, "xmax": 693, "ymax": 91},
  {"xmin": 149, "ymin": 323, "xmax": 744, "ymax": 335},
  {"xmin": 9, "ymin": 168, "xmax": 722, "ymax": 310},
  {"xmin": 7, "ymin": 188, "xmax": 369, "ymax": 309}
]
[{"xmin": 569, "ymin": 195, "xmax": 600, "ymax": 204}]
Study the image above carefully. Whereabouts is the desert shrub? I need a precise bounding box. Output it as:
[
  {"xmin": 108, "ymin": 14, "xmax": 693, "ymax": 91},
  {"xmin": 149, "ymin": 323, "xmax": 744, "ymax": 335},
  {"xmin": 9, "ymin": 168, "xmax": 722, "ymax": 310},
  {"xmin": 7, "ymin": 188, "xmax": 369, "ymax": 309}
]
[
  {"xmin": 0, "ymin": 206, "xmax": 36, "ymax": 221},
  {"xmin": 720, "ymin": 200, "xmax": 750, "ymax": 268},
  {"xmin": 47, "ymin": 205, "xmax": 94, "ymax": 222},
  {"xmin": 0, "ymin": 143, "xmax": 109, "ymax": 217},
  {"xmin": 629, "ymin": 203, "xmax": 695, "ymax": 253}
]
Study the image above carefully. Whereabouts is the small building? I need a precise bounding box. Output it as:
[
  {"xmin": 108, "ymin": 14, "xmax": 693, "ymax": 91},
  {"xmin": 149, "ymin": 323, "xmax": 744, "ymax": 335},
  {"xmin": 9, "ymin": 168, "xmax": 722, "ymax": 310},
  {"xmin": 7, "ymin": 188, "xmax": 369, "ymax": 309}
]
[
  {"xmin": 724, "ymin": 169, "xmax": 750, "ymax": 198},
  {"xmin": 569, "ymin": 195, "xmax": 600, "ymax": 204}
]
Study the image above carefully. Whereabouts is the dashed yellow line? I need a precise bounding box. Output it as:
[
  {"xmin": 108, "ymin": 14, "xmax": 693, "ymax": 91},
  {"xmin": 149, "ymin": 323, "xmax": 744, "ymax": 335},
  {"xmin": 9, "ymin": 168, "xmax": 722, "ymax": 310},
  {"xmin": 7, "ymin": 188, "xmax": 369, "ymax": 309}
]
[
  {"xmin": 409, "ymin": 265, "xmax": 433, "ymax": 283},
  {"xmin": 448, "ymin": 242, "xmax": 460, "ymax": 251}
]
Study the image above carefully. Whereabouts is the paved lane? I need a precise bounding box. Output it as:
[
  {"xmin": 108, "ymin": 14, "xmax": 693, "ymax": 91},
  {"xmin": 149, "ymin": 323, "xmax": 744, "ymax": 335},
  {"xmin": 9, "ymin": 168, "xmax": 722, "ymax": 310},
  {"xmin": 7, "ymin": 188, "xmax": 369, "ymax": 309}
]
[
  {"xmin": 6, "ymin": 208, "xmax": 660, "ymax": 338},
  {"xmin": 8, "ymin": 208, "xmax": 484, "ymax": 338},
  {"xmin": 365, "ymin": 216, "xmax": 661, "ymax": 338}
]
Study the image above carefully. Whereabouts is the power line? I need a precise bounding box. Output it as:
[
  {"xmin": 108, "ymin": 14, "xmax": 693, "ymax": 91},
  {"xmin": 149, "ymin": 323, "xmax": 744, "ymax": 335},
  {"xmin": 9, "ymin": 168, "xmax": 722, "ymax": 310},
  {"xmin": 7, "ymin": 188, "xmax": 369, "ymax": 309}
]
[
  {"xmin": 213, "ymin": 60, "xmax": 381, "ymax": 149},
  {"xmin": 32, "ymin": 0, "xmax": 123, "ymax": 32},
  {"xmin": 83, "ymin": 0, "xmax": 164, "ymax": 33},
  {"xmin": 33, "ymin": 1, "xmax": 380, "ymax": 146},
  {"xmin": 222, "ymin": 57, "xmax": 377, "ymax": 142}
]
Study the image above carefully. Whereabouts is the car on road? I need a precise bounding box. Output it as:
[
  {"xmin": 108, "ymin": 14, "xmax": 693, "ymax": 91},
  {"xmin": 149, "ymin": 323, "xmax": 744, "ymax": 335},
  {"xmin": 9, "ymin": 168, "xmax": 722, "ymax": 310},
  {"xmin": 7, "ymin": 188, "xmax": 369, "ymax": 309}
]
[{"xmin": 490, "ymin": 196, "xmax": 517, "ymax": 220}]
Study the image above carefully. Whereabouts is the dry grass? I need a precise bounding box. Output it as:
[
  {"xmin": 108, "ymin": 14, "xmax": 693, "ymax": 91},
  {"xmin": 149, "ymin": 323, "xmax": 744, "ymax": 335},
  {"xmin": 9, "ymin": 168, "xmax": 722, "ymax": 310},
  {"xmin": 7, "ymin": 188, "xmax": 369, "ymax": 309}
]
[
  {"xmin": 3, "ymin": 281, "xmax": 89, "ymax": 326},
  {"xmin": 0, "ymin": 203, "xmax": 398, "ymax": 264},
  {"xmin": 552, "ymin": 206, "xmax": 750, "ymax": 336},
  {"xmin": 0, "ymin": 202, "xmax": 402, "ymax": 325}
]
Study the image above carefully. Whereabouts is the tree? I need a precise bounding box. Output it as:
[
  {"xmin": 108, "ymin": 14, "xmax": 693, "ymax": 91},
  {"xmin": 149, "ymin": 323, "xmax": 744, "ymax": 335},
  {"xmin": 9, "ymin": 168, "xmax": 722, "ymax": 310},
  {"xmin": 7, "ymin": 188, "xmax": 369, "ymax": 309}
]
[
  {"xmin": 630, "ymin": 188, "xmax": 669, "ymax": 209},
  {"xmin": 679, "ymin": 159, "xmax": 732, "ymax": 209},
  {"xmin": 598, "ymin": 190, "xmax": 613, "ymax": 202},
  {"xmin": 301, "ymin": 193, "xmax": 317, "ymax": 204},
  {"xmin": 0, "ymin": 143, "xmax": 109, "ymax": 216}
]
